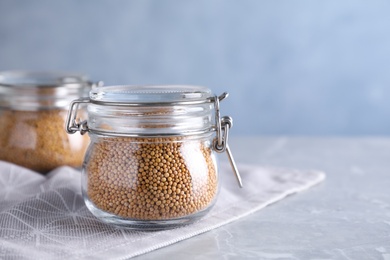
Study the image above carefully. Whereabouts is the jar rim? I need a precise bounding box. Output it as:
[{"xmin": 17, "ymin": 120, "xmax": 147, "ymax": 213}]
[
  {"xmin": 90, "ymin": 85, "xmax": 214, "ymax": 105},
  {"xmin": 88, "ymin": 130, "xmax": 215, "ymax": 139}
]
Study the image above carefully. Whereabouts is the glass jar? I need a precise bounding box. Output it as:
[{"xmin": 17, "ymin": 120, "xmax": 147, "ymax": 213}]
[
  {"xmin": 66, "ymin": 85, "xmax": 242, "ymax": 230},
  {"xmin": 0, "ymin": 71, "xmax": 98, "ymax": 173}
]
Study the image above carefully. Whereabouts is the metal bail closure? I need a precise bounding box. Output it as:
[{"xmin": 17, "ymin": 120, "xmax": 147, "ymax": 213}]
[
  {"xmin": 65, "ymin": 98, "xmax": 90, "ymax": 135},
  {"xmin": 213, "ymin": 93, "xmax": 243, "ymax": 188}
]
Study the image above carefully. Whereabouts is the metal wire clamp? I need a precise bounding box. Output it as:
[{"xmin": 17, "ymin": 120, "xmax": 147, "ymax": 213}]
[
  {"xmin": 65, "ymin": 98, "xmax": 90, "ymax": 135},
  {"xmin": 213, "ymin": 93, "xmax": 243, "ymax": 188}
]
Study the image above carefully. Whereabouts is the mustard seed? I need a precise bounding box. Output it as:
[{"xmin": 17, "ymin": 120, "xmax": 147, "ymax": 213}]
[
  {"xmin": 0, "ymin": 109, "xmax": 89, "ymax": 173},
  {"xmin": 86, "ymin": 136, "xmax": 218, "ymax": 220}
]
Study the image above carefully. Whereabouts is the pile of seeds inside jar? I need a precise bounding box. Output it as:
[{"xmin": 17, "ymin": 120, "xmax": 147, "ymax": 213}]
[
  {"xmin": 86, "ymin": 136, "xmax": 218, "ymax": 220},
  {"xmin": 0, "ymin": 109, "xmax": 89, "ymax": 173}
]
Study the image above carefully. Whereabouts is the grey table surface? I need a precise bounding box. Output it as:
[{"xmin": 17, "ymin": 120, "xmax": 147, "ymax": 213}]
[{"xmin": 133, "ymin": 137, "xmax": 390, "ymax": 260}]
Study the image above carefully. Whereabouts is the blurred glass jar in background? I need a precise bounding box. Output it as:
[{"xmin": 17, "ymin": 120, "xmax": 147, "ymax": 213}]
[{"xmin": 0, "ymin": 71, "xmax": 97, "ymax": 173}]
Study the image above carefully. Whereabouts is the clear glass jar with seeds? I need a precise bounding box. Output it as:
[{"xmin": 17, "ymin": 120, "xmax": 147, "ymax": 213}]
[
  {"xmin": 0, "ymin": 71, "xmax": 99, "ymax": 173},
  {"xmin": 66, "ymin": 85, "xmax": 242, "ymax": 230}
]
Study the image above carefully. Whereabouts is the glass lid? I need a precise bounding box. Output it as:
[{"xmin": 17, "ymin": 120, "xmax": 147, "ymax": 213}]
[
  {"xmin": 0, "ymin": 71, "xmax": 89, "ymax": 88},
  {"xmin": 89, "ymin": 85, "xmax": 214, "ymax": 105},
  {"xmin": 0, "ymin": 70, "xmax": 92, "ymax": 110}
]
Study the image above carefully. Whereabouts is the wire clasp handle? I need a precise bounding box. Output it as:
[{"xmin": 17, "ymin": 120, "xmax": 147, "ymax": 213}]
[
  {"xmin": 213, "ymin": 93, "xmax": 243, "ymax": 188},
  {"xmin": 65, "ymin": 98, "xmax": 90, "ymax": 135}
]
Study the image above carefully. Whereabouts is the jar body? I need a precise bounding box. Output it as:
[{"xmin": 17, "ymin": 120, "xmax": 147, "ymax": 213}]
[
  {"xmin": 82, "ymin": 133, "xmax": 219, "ymax": 230},
  {"xmin": 0, "ymin": 108, "xmax": 89, "ymax": 173},
  {"xmin": 0, "ymin": 70, "xmax": 95, "ymax": 173}
]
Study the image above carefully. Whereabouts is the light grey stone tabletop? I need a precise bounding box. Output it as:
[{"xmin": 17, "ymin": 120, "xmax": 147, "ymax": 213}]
[{"xmin": 133, "ymin": 137, "xmax": 390, "ymax": 260}]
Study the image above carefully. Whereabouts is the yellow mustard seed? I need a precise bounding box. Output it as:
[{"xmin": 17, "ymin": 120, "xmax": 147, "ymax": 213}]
[
  {"xmin": 86, "ymin": 136, "xmax": 217, "ymax": 220},
  {"xmin": 0, "ymin": 109, "xmax": 89, "ymax": 173}
]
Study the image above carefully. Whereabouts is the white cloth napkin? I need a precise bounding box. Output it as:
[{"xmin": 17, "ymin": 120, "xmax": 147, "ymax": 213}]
[{"xmin": 0, "ymin": 161, "xmax": 325, "ymax": 260}]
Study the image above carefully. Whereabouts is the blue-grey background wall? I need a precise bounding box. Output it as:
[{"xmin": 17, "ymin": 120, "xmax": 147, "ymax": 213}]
[{"xmin": 1, "ymin": 0, "xmax": 390, "ymax": 136}]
